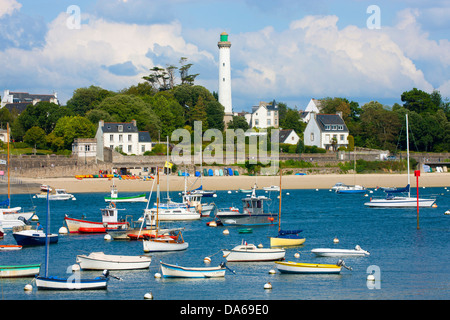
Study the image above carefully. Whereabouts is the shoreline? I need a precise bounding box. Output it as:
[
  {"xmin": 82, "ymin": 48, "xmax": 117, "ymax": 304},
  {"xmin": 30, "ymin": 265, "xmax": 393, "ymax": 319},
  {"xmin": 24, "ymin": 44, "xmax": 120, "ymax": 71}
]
[{"xmin": 8, "ymin": 172, "xmax": 449, "ymax": 194}]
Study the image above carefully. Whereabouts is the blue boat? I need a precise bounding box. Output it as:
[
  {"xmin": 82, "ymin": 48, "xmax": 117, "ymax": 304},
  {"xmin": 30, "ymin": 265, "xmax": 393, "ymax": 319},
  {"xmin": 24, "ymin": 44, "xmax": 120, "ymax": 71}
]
[{"xmin": 13, "ymin": 229, "xmax": 58, "ymax": 246}]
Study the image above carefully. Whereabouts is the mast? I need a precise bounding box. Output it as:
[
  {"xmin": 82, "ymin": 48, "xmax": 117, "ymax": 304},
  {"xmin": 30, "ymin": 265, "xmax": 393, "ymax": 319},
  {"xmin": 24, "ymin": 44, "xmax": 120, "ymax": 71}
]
[
  {"xmin": 156, "ymin": 167, "xmax": 160, "ymax": 236},
  {"xmin": 44, "ymin": 188, "xmax": 50, "ymax": 277},
  {"xmin": 406, "ymin": 114, "xmax": 410, "ymax": 197},
  {"xmin": 278, "ymin": 165, "xmax": 282, "ymax": 232},
  {"xmin": 7, "ymin": 123, "xmax": 10, "ymax": 208},
  {"xmin": 166, "ymin": 136, "xmax": 170, "ymax": 201}
]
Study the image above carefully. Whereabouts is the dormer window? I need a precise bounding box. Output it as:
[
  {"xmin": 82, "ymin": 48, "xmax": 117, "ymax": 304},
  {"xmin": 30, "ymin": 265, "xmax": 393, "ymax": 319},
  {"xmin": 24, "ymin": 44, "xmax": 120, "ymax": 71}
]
[{"xmin": 118, "ymin": 125, "xmax": 123, "ymax": 132}]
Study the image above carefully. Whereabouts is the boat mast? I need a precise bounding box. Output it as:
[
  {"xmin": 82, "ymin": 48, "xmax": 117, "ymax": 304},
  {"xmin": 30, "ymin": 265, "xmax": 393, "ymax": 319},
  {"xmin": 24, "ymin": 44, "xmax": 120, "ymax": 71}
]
[
  {"xmin": 7, "ymin": 123, "xmax": 10, "ymax": 208},
  {"xmin": 156, "ymin": 167, "xmax": 160, "ymax": 236},
  {"xmin": 166, "ymin": 136, "xmax": 170, "ymax": 202},
  {"xmin": 406, "ymin": 114, "xmax": 410, "ymax": 197},
  {"xmin": 278, "ymin": 165, "xmax": 282, "ymax": 232}
]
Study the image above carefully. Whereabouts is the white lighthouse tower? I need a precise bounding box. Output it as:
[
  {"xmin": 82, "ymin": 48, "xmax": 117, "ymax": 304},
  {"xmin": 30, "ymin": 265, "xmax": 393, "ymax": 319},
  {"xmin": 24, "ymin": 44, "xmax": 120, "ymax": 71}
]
[{"xmin": 218, "ymin": 32, "xmax": 233, "ymax": 122}]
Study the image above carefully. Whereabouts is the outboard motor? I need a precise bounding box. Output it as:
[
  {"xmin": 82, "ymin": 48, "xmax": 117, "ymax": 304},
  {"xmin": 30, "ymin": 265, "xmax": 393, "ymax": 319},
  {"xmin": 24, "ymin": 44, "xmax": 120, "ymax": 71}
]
[
  {"xmin": 337, "ymin": 259, "xmax": 353, "ymax": 271},
  {"xmin": 18, "ymin": 216, "xmax": 30, "ymax": 225}
]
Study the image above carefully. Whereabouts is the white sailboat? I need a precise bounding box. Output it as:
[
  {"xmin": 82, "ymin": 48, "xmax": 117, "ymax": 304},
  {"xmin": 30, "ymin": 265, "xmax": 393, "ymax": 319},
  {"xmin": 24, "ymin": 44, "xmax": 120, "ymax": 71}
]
[
  {"xmin": 142, "ymin": 167, "xmax": 189, "ymax": 253},
  {"xmin": 365, "ymin": 114, "xmax": 436, "ymax": 208}
]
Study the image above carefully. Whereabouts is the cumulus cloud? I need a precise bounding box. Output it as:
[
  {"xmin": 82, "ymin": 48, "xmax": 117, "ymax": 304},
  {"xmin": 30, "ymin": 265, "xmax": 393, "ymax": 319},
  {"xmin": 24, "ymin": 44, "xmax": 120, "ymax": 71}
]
[
  {"xmin": 0, "ymin": 11, "xmax": 214, "ymax": 102},
  {"xmin": 230, "ymin": 13, "xmax": 434, "ymax": 106},
  {"xmin": 0, "ymin": 0, "xmax": 21, "ymax": 18}
]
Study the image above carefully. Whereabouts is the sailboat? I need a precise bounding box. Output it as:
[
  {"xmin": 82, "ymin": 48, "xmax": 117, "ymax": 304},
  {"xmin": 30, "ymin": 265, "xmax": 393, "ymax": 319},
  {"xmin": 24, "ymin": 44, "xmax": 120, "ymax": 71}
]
[
  {"xmin": 142, "ymin": 167, "xmax": 189, "ymax": 253},
  {"xmin": 270, "ymin": 167, "xmax": 305, "ymax": 247},
  {"xmin": 365, "ymin": 114, "xmax": 436, "ymax": 208},
  {"xmin": 35, "ymin": 190, "xmax": 109, "ymax": 290},
  {"xmin": 0, "ymin": 123, "xmax": 35, "ymax": 222}
]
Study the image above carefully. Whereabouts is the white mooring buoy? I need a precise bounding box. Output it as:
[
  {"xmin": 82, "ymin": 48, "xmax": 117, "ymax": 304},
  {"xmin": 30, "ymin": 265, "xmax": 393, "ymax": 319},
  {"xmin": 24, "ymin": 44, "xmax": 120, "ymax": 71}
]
[
  {"xmin": 264, "ymin": 282, "xmax": 272, "ymax": 290},
  {"xmin": 24, "ymin": 284, "xmax": 33, "ymax": 292},
  {"xmin": 144, "ymin": 292, "xmax": 153, "ymax": 300}
]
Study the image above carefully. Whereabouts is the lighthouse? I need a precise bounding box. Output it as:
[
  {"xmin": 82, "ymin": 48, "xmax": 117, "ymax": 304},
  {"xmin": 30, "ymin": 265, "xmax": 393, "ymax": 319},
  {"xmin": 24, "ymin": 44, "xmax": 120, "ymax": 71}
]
[{"xmin": 218, "ymin": 32, "xmax": 233, "ymax": 121}]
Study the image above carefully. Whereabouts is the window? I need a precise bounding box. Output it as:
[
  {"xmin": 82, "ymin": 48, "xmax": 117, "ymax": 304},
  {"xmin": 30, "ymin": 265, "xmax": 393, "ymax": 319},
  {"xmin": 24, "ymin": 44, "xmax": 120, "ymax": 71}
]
[
  {"xmin": 340, "ymin": 135, "xmax": 345, "ymax": 141},
  {"xmin": 109, "ymin": 135, "xmax": 113, "ymax": 142},
  {"xmin": 267, "ymin": 111, "xmax": 271, "ymax": 116},
  {"xmin": 109, "ymin": 145, "xmax": 113, "ymax": 149},
  {"xmin": 85, "ymin": 145, "xmax": 90, "ymax": 152},
  {"xmin": 325, "ymin": 125, "xmax": 330, "ymax": 130},
  {"xmin": 223, "ymin": 78, "xmax": 225, "ymax": 82},
  {"xmin": 267, "ymin": 119, "xmax": 271, "ymax": 126},
  {"xmin": 332, "ymin": 125, "xmax": 337, "ymax": 130},
  {"xmin": 255, "ymin": 119, "xmax": 259, "ymax": 126},
  {"xmin": 128, "ymin": 145, "xmax": 132, "ymax": 153},
  {"xmin": 141, "ymin": 145, "xmax": 145, "ymax": 153},
  {"xmin": 310, "ymin": 133, "xmax": 314, "ymax": 141},
  {"xmin": 118, "ymin": 134, "xmax": 123, "ymax": 142},
  {"xmin": 118, "ymin": 125, "xmax": 123, "ymax": 132},
  {"xmin": 223, "ymin": 63, "xmax": 225, "ymax": 67},
  {"xmin": 128, "ymin": 134, "xmax": 132, "ymax": 142},
  {"xmin": 338, "ymin": 125, "xmax": 343, "ymax": 130}
]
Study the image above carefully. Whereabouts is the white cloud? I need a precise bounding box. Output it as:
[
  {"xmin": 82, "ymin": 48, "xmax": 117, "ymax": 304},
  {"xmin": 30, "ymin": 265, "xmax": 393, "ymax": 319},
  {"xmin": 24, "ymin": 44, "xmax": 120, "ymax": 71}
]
[
  {"xmin": 230, "ymin": 14, "xmax": 434, "ymax": 106},
  {"xmin": 0, "ymin": 12, "xmax": 214, "ymax": 102},
  {"xmin": 0, "ymin": 0, "xmax": 21, "ymax": 18}
]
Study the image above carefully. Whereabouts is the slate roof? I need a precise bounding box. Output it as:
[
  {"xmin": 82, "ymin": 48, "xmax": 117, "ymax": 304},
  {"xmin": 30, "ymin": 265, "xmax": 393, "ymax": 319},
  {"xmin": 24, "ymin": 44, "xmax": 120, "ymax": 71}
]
[
  {"xmin": 315, "ymin": 114, "xmax": 348, "ymax": 132},
  {"xmin": 138, "ymin": 131, "xmax": 152, "ymax": 143},
  {"xmin": 102, "ymin": 122, "xmax": 138, "ymax": 133},
  {"xmin": 279, "ymin": 129, "xmax": 297, "ymax": 143}
]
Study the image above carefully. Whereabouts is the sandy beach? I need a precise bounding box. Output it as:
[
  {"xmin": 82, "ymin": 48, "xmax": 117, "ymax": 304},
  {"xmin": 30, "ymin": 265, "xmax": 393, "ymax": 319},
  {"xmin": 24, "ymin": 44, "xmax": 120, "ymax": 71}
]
[{"xmin": 11, "ymin": 172, "xmax": 449, "ymax": 194}]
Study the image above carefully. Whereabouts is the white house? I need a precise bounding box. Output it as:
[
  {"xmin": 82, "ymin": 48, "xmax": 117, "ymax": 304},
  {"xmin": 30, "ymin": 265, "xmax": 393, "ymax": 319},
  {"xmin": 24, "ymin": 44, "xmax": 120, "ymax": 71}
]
[
  {"xmin": 72, "ymin": 138, "xmax": 97, "ymax": 163},
  {"xmin": 279, "ymin": 129, "xmax": 300, "ymax": 145},
  {"xmin": 247, "ymin": 101, "xmax": 279, "ymax": 129},
  {"xmin": 304, "ymin": 112, "xmax": 349, "ymax": 151},
  {"xmin": 95, "ymin": 120, "xmax": 152, "ymax": 161},
  {"xmin": 1, "ymin": 90, "xmax": 59, "ymax": 114},
  {"xmin": 300, "ymin": 98, "xmax": 322, "ymax": 123}
]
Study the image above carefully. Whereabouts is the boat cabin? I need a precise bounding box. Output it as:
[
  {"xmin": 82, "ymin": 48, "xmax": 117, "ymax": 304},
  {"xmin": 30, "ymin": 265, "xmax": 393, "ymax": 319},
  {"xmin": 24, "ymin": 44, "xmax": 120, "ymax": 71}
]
[{"xmin": 100, "ymin": 205, "xmax": 120, "ymax": 224}]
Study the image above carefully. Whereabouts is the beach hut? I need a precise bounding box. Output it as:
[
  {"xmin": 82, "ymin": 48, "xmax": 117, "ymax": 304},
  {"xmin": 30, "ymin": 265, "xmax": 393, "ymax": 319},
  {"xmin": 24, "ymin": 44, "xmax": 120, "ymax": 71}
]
[
  {"xmin": 195, "ymin": 171, "xmax": 201, "ymax": 177},
  {"xmin": 219, "ymin": 169, "xmax": 223, "ymax": 176},
  {"xmin": 215, "ymin": 169, "xmax": 219, "ymax": 176},
  {"xmin": 234, "ymin": 170, "xmax": 239, "ymax": 176},
  {"xmin": 228, "ymin": 168, "xmax": 233, "ymax": 176},
  {"xmin": 203, "ymin": 169, "xmax": 209, "ymax": 176},
  {"xmin": 208, "ymin": 169, "xmax": 214, "ymax": 176}
]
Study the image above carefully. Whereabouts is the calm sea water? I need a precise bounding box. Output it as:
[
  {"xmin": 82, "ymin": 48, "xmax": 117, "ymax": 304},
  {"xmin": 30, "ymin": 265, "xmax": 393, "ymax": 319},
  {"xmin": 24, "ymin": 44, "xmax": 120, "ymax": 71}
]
[{"xmin": 1, "ymin": 185, "xmax": 449, "ymax": 301}]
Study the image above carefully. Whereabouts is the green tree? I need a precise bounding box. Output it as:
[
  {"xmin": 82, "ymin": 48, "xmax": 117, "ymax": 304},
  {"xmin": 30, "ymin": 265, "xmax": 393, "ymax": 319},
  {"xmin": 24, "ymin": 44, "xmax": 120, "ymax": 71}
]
[
  {"xmin": 66, "ymin": 85, "xmax": 115, "ymax": 116},
  {"xmin": 14, "ymin": 101, "xmax": 73, "ymax": 140},
  {"xmin": 226, "ymin": 116, "xmax": 249, "ymax": 131},
  {"xmin": 280, "ymin": 108, "xmax": 305, "ymax": 134},
  {"xmin": 24, "ymin": 126, "xmax": 47, "ymax": 149},
  {"xmin": 52, "ymin": 116, "xmax": 96, "ymax": 149},
  {"xmin": 189, "ymin": 96, "xmax": 208, "ymax": 131},
  {"xmin": 205, "ymin": 100, "xmax": 225, "ymax": 131},
  {"xmin": 401, "ymin": 88, "xmax": 438, "ymax": 114}
]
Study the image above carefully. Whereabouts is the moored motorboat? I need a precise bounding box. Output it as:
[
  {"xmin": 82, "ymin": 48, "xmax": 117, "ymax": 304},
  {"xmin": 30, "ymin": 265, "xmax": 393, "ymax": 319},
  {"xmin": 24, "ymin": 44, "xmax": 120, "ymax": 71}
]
[
  {"xmin": 160, "ymin": 261, "xmax": 226, "ymax": 278},
  {"xmin": 222, "ymin": 242, "xmax": 285, "ymax": 262},
  {"xmin": 104, "ymin": 181, "xmax": 147, "ymax": 203},
  {"xmin": 311, "ymin": 245, "xmax": 370, "ymax": 257},
  {"xmin": 275, "ymin": 260, "xmax": 351, "ymax": 274},
  {"xmin": 64, "ymin": 203, "xmax": 129, "ymax": 233},
  {"xmin": 35, "ymin": 189, "xmax": 76, "ymax": 200},
  {"xmin": 76, "ymin": 252, "xmax": 151, "ymax": 270},
  {"xmin": 13, "ymin": 228, "xmax": 58, "ymax": 246}
]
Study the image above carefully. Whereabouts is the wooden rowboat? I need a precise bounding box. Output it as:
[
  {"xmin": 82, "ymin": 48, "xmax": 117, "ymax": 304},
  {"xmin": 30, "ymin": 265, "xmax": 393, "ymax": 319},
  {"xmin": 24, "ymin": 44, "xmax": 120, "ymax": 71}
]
[{"xmin": 0, "ymin": 264, "xmax": 41, "ymax": 278}]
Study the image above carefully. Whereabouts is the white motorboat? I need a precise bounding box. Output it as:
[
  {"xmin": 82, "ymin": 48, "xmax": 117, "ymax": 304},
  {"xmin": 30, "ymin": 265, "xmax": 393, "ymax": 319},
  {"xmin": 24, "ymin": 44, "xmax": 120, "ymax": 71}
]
[
  {"xmin": 160, "ymin": 261, "xmax": 226, "ymax": 278},
  {"xmin": 263, "ymin": 185, "xmax": 280, "ymax": 191},
  {"xmin": 0, "ymin": 207, "xmax": 35, "ymax": 221},
  {"xmin": 104, "ymin": 181, "xmax": 147, "ymax": 203},
  {"xmin": 0, "ymin": 211, "xmax": 25, "ymax": 229},
  {"xmin": 222, "ymin": 242, "xmax": 285, "ymax": 262},
  {"xmin": 35, "ymin": 189, "xmax": 76, "ymax": 200},
  {"xmin": 76, "ymin": 252, "xmax": 151, "ymax": 270},
  {"xmin": 311, "ymin": 245, "xmax": 370, "ymax": 257},
  {"xmin": 144, "ymin": 202, "xmax": 200, "ymax": 221}
]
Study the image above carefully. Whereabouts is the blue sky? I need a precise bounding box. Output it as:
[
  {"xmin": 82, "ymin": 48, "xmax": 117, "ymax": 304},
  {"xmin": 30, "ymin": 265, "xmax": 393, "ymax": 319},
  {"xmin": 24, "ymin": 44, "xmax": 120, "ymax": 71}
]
[{"xmin": 1, "ymin": 0, "xmax": 449, "ymax": 112}]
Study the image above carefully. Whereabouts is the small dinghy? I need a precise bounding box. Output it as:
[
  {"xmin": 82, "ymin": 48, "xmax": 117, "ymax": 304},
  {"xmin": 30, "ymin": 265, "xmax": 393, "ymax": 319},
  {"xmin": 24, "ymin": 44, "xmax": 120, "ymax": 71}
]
[
  {"xmin": 160, "ymin": 261, "xmax": 227, "ymax": 278},
  {"xmin": 311, "ymin": 245, "xmax": 370, "ymax": 257},
  {"xmin": 76, "ymin": 252, "xmax": 151, "ymax": 270},
  {"xmin": 222, "ymin": 241, "xmax": 285, "ymax": 262}
]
